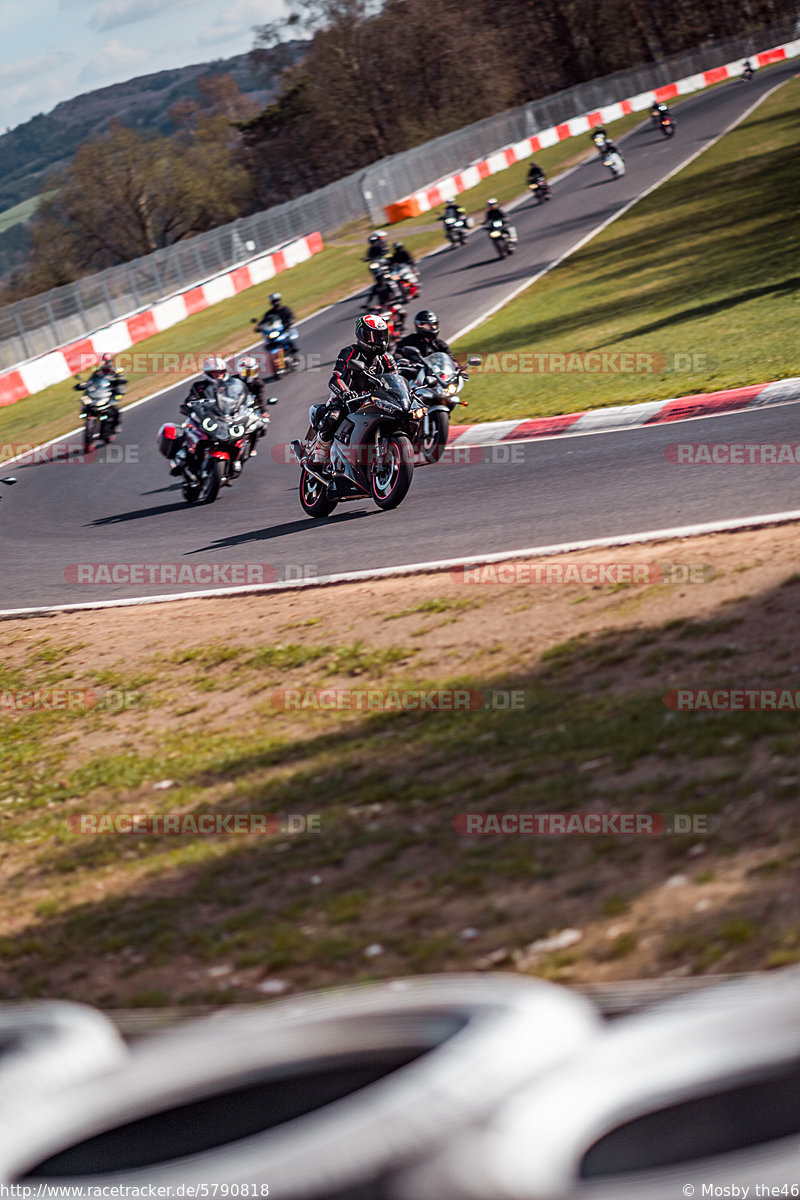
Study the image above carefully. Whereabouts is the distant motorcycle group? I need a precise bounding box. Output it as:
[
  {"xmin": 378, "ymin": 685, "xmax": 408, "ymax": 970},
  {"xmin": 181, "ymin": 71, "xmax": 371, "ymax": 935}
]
[{"xmin": 65, "ymin": 79, "xmax": 748, "ymax": 517}]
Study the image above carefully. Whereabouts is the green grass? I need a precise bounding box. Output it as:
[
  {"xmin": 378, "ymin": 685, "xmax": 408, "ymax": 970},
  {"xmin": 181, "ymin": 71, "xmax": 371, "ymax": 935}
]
[
  {"xmin": 0, "ymin": 193, "xmax": 53, "ymax": 235},
  {"xmin": 453, "ymin": 75, "xmax": 800, "ymax": 420},
  {"xmin": 0, "ymin": 108, "xmax": 645, "ymax": 457}
]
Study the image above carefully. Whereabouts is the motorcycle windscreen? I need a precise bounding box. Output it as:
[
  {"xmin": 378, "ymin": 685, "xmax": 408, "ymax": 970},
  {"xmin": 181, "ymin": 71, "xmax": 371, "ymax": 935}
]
[
  {"xmin": 425, "ymin": 352, "xmax": 457, "ymax": 382},
  {"xmin": 208, "ymin": 379, "xmax": 248, "ymax": 418},
  {"xmin": 372, "ymin": 373, "xmax": 412, "ymax": 411}
]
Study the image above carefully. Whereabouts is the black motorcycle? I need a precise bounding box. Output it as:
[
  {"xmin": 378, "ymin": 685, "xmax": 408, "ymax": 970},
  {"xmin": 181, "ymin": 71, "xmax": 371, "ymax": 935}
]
[
  {"xmin": 528, "ymin": 178, "xmax": 551, "ymax": 205},
  {"xmin": 291, "ymin": 373, "xmax": 425, "ymax": 517},
  {"xmin": 158, "ymin": 378, "xmax": 276, "ymax": 505},
  {"xmin": 440, "ymin": 212, "xmax": 470, "ymax": 247},
  {"xmin": 397, "ymin": 348, "xmax": 480, "ymax": 463},
  {"xmin": 486, "ymin": 218, "xmax": 516, "ymax": 259},
  {"xmin": 658, "ymin": 111, "xmax": 676, "ymax": 138},
  {"xmin": 74, "ymin": 376, "xmax": 122, "ymax": 452}
]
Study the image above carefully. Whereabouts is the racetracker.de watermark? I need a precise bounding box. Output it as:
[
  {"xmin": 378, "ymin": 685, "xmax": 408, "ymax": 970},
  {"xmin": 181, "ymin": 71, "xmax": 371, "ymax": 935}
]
[
  {"xmin": 454, "ymin": 812, "xmax": 716, "ymax": 835},
  {"xmin": 271, "ymin": 688, "xmax": 530, "ymax": 711},
  {"xmin": 68, "ymin": 812, "xmax": 320, "ymax": 835},
  {"xmin": 0, "ymin": 689, "xmax": 140, "ymax": 712},
  {"xmin": 271, "ymin": 442, "xmax": 529, "ymax": 467},
  {"xmin": 74, "ymin": 350, "xmax": 325, "ymax": 376},
  {"xmin": 665, "ymin": 442, "xmax": 800, "ymax": 465},
  {"xmin": 466, "ymin": 351, "xmax": 718, "ymax": 375},
  {"xmin": 1, "ymin": 442, "xmax": 139, "ymax": 466},
  {"xmin": 451, "ymin": 561, "xmax": 712, "ymax": 585},
  {"xmin": 64, "ymin": 563, "xmax": 319, "ymax": 586},
  {"xmin": 665, "ymin": 689, "xmax": 800, "ymax": 711}
]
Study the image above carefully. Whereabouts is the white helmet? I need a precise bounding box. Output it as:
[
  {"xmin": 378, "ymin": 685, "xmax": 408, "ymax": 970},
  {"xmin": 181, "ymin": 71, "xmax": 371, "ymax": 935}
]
[
  {"xmin": 236, "ymin": 355, "xmax": 259, "ymax": 381},
  {"xmin": 203, "ymin": 355, "xmax": 229, "ymax": 383}
]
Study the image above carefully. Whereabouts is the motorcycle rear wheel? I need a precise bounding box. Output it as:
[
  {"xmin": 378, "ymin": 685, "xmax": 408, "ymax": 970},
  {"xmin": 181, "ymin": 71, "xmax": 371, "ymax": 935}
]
[
  {"xmin": 300, "ymin": 466, "xmax": 338, "ymax": 518},
  {"xmin": 371, "ymin": 434, "xmax": 414, "ymax": 510}
]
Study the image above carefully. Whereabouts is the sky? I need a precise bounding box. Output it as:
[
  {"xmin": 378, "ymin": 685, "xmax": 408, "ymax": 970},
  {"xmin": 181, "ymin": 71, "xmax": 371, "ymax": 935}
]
[{"xmin": 0, "ymin": 0, "xmax": 290, "ymax": 133}]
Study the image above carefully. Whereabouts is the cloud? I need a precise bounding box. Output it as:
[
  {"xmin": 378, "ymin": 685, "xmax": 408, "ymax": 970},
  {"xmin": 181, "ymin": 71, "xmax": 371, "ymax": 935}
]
[
  {"xmin": 90, "ymin": 0, "xmax": 203, "ymax": 32},
  {"xmin": 0, "ymin": 53, "xmax": 69, "ymax": 89},
  {"xmin": 195, "ymin": 0, "xmax": 280, "ymax": 46},
  {"xmin": 77, "ymin": 39, "xmax": 151, "ymax": 82}
]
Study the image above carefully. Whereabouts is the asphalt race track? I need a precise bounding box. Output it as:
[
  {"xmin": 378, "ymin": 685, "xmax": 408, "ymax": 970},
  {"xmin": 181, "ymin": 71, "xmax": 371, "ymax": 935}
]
[{"xmin": 2, "ymin": 59, "xmax": 797, "ymax": 611}]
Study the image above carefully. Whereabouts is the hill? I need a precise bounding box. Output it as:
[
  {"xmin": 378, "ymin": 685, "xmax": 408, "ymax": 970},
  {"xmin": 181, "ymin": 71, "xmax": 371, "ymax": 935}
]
[{"xmin": 0, "ymin": 46, "xmax": 305, "ymax": 216}]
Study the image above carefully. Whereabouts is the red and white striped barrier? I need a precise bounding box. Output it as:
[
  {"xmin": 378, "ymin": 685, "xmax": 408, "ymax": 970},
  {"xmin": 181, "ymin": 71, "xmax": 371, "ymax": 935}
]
[
  {"xmin": 445, "ymin": 376, "xmax": 800, "ymax": 448},
  {"xmin": 0, "ymin": 232, "xmax": 324, "ymax": 408},
  {"xmin": 384, "ymin": 41, "xmax": 800, "ymax": 222}
]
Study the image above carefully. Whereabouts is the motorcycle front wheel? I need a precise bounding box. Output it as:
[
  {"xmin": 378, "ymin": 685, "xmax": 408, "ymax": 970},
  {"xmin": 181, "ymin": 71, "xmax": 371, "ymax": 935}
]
[
  {"xmin": 200, "ymin": 457, "xmax": 225, "ymax": 504},
  {"xmin": 422, "ymin": 411, "xmax": 449, "ymax": 464},
  {"xmin": 299, "ymin": 466, "xmax": 338, "ymax": 518},
  {"xmin": 83, "ymin": 417, "xmax": 97, "ymax": 454},
  {"xmin": 371, "ymin": 434, "xmax": 414, "ymax": 510},
  {"xmin": 494, "ymin": 240, "xmax": 508, "ymax": 259}
]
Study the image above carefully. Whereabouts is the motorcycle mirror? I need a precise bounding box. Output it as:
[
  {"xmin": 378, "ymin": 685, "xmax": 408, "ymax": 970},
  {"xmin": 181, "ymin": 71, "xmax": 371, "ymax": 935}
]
[
  {"xmin": 1, "ymin": 476, "xmax": 17, "ymax": 485},
  {"xmin": 250, "ymin": 318, "xmax": 257, "ymax": 324},
  {"xmin": 467, "ymin": 356, "xmax": 482, "ymax": 366},
  {"xmin": 267, "ymin": 397, "xmax": 279, "ymax": 406}
]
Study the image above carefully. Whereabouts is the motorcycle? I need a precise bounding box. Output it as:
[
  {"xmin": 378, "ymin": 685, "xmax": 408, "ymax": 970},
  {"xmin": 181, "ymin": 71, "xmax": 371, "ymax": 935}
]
[
  {"xmin": 390, "ymin": 262, "xmax": 421, "ymax": 302},
  {"xmin": 158, "ymin": 378, "xmax": 276, "ymax": 505},
  {"xmin": 658, "ymin": 111, "xmax": 676, "ymax": 138},
  {"xmin": 741, "ymin": 63, "xmax": 754, "ymax": 82},
  {"xmin": 0, "ymin": 477, "xmax": 16, "ymax": 500},
  {"xmin": 601, "ymin": 148, "xmax": 625, "ymax": 178},
  {"xmin": 398, "ymin": 349, "xmax": 479, "ymax": 463},
  {"xmin": 440, "ymin": 213, "xmax": 471, "ymax": 247},
  {"xmin": 291, "ymin": 372, "xmax": 425, "ymax": 517},
  {"xmin": 528, "ymin": 179, "xmax": 551, "ymax": 204},
  {"xmin": 73, "ymin": 375, "xmax": 122, "ymax": 452},
  {"xmin": 252, "ymin": 316, "xmax": 300, "ymax": 379},
  {"xmin": 486, "ymin": 218, "xmax": 517, "ymax": 259}
]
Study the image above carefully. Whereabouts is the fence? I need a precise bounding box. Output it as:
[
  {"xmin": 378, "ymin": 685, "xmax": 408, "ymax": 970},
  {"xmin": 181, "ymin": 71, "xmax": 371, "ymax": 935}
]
[{"xmin": 0, "ymin": 15, "xmax": 796, "ymax": 372}]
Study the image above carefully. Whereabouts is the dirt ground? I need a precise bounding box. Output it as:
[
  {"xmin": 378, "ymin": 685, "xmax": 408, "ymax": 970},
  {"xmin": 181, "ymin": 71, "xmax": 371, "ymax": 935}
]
[{"xmin": 3, "ymin": 519, "xmax": 800, "ymax": 1006}]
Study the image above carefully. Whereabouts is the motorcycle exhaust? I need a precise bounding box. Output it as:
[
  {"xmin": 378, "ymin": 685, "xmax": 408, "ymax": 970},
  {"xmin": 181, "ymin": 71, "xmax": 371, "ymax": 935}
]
[
  {"xmin": 0, "ymin": 976, "xmax": 599, "ymax": 1200},
  {"xmin": 400, "ymin": 967, "xmax": 800, "ymax": 1200}
]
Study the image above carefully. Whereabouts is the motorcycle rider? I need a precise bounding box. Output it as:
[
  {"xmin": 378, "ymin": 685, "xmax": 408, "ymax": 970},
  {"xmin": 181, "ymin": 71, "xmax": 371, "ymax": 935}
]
[
  {"xmin": 74, "ymin": 352, "xmax": 126, "ymax": 436},
  {"xmin": 742, "ymin": 58, "xmax": 754, "ymax": 80},
  {"xmin": 364, "ymin": 231, "xmax": 389, "ymax": 262},
  {"xmin": 483, "ymin": 198, "xmax": 509, "ymax": 226},
  {"xmin": 258, "ymin": 292, "xmax": 299, "ymax": 356},
  {"xmin": 591, "ymin": 127, "xmax": 620, "ymax": 157},
  {"xmin": 235, "ymin": 354, "xmax": 269, "ymax": 458},
  {"xmin": 389, "ymin": 242, "xmax": 416, "ymax": 269},
  {"xmin": 396, "ymin": 310, "xmax": 453, "ymax": 362},
  {"xmin": 172, "ymin": 356, "xmax": 233, "ymax": 475},
  {"xmin": 527, "ymin": 161, "xmax": 547, "ymax": 186},
  {"xmin": 364, "ymin": 261, "xmax": 406, "ymax": 311},
  {"xmin": 439, "ymin": 200, "xmax": 468, "ymax": 244},
  {"xmin": 309, "ymin": 314, "xmax": 396, "ymax": 464}
]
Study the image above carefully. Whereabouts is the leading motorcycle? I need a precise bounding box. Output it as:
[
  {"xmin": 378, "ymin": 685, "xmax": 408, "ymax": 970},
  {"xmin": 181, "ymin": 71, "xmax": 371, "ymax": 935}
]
[
  {"xmin": 291, "ymin": 372, "xmax": 426, "ymax": 517},
  {"xmin": 158, "ymin": 378, "xmax": 275, "ymax": 505}
]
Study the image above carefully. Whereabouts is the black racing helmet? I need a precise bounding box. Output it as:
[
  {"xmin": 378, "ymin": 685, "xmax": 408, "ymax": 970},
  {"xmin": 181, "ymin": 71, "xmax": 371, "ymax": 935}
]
[
  {"xmin": 355, "ymin": 314, "xmax": 390, "ymax": 353},
  {"xmin": 414, "ymin": 309, "xmax": 439, "ymax": 336}
]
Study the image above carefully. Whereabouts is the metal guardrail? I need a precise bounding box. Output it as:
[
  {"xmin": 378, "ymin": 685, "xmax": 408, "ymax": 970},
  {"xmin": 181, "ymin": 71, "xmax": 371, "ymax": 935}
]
[{"xmin": 0, "ymin": 16, "xmax": 795, "ymax": 373}]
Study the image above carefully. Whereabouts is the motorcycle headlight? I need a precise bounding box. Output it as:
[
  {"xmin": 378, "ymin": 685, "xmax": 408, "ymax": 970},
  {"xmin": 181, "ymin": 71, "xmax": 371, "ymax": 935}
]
[
  {"xmin": 269, "ymin": 330, "xmax": 279, "ymax": 338},
  {"xmin": 412, "ymin": 407, "xmax": 426, "ymax": 420},
  {"xmin": 202, "ymin": 417, "xmax": 218, "ymax": 433},
  {"xmin": 230, "ymin": 423, "xmax": 245, "ymax": 437},
  {"xmin": 447, "ymin": 383, "xmax": 457, "ymax": 394}
]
